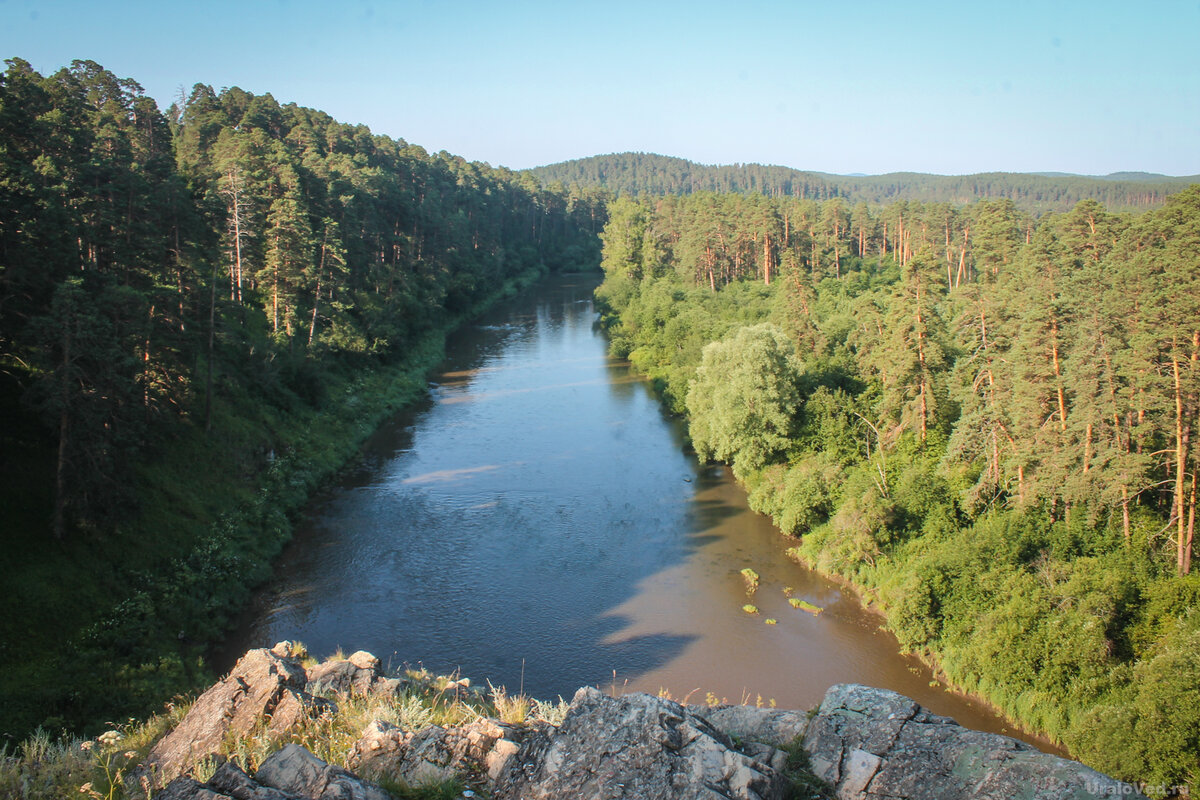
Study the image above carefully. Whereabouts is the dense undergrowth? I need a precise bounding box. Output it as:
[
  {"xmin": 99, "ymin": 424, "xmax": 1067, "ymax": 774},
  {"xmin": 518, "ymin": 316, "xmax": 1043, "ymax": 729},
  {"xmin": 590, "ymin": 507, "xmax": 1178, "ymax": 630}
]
[{"xmin": 594, "ymin": 191, "xmax": 1200, "ymax": 790}]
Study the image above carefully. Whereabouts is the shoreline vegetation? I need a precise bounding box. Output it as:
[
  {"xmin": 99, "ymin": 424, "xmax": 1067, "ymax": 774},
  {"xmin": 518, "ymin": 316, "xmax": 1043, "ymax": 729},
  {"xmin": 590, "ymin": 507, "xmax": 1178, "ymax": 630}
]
[
  {"xmin": 0, "ymin": 58, "xmax": 603, "ymax": 741},
  {"xmin": 592, "ymin": 189, "xmax": 1200, "ymax": 787},
  {"xmin": 1, "ymin": 55, "xmax": 1196, "ymax": 796}
]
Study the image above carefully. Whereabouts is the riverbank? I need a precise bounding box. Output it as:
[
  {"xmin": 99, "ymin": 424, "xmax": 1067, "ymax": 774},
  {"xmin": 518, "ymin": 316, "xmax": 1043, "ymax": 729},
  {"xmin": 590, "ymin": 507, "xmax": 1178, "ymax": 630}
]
[
  {"xmin": 0, "ymin": 267, "xmax": 551, "ymax": 740},
  {"xmin": 207, "ymin": 270, "xmax": 1056, "ymax": 755},
  {"xmin": 590, "ymin": 253, "xmax": 1199, "ymax": 788}
]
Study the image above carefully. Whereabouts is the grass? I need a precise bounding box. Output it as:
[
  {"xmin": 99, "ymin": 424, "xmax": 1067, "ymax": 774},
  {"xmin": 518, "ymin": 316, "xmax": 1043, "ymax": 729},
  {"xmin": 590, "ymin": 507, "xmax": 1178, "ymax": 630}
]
[
  {"xmin": 788, "ymin": 598, "xmax": 823, "ymax": 615},
  {"xmin": 777, "ymin": 736, "xmax": 835, "ymax": 800},
  {"xmin": 740, "ymin": 568, "xmax": 761, "ymax": 594},
  {"xmin": 0, "ymin": 651, "xmax": 564, "ymax": 800},
  {"xmin": 376, "ymin": 776, "xmax": 469, "ymax": 799}
]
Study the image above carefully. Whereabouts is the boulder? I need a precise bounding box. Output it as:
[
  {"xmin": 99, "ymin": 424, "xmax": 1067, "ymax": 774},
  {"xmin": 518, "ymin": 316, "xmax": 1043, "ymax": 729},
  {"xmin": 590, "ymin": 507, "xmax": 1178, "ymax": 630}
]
[
  {"xmin": 254, "ymin": 743, "xmax": 392, "ymax": 800},
  {"xmin": 692, "ymin": 704, "xmax": 811, "ymax": 748},
  {"xmin": 154, "ymin": 746, "xmax": 385, "ymax": 800},
  {"xmin": 803, "ymin": 684, "xmax": 1144, "ymax": 800},
  {"xmin": 207, "ymin": 760, "xmax": 299, "ymax": 799},
  {"xmin": 490, "ymin": 687, "xmax": 787, "ymax": 800},
  {"xmin": 305, "ymin": 651, "xmax": 403, "ymax": 699},
  {"xmin": 155, "ymin": 776, "xmax": 234, "ymax": 800},
  {"xmin": 146, "ymin": 644, "xmax": 323, "ymax": 785}
]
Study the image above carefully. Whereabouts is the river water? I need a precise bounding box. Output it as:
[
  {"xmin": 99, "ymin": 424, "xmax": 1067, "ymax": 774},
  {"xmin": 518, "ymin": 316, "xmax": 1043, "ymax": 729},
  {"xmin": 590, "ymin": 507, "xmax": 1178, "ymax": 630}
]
[{"xmin": 219, "ymin": 273, "xmax": 1051, "ymax": 748}]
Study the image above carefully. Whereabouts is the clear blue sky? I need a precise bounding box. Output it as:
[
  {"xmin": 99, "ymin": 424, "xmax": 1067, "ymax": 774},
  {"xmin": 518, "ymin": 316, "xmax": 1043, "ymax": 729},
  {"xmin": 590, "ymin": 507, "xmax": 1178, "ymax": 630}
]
[{"xmin": 3, "ymin": 0, "xmax": 1197, "ymax": 175}]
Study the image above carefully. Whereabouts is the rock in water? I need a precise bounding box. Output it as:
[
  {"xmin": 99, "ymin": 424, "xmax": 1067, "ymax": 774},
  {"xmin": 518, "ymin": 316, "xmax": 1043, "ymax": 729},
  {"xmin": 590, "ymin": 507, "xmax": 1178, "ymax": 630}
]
[
  {"xmin": 491, "ymin": 687, "xmax": 787, "ymax": 800},
  {"xmin": 803, "ymin": 684, "xmax": 1143, "ymax": 799}
]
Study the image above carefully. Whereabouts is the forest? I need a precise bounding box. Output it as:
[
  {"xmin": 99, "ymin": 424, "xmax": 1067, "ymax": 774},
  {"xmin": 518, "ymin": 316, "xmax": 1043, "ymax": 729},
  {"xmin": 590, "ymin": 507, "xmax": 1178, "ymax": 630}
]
[
  {"xmin": 3, "ymin": 54, "xmax": 1198, "ymax": 792},
  {"xmin": 593, "ymin": 189, "xmax": 1200, "ymax": 785},
  {"xmin": 531, "ymin": 152, "xmax": 1198, "ymax": 214},
  {"xmin": 0, "ymin": 58, "xmax": 603, "ymax": 736}
]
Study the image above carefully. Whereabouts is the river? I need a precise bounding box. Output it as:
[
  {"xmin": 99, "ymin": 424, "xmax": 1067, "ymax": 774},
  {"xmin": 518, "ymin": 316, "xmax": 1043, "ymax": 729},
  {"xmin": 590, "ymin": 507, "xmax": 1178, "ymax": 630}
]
[{"xmin": 218, "ymin": 273, "xmax": 1052, "ymax": 749}]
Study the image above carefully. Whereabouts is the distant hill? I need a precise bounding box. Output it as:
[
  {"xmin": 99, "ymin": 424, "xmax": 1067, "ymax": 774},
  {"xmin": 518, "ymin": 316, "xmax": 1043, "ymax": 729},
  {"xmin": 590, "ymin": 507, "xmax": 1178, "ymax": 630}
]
[{"xmin": 528, "ymin": 152, "xmax": 1199, "ymax": 213}]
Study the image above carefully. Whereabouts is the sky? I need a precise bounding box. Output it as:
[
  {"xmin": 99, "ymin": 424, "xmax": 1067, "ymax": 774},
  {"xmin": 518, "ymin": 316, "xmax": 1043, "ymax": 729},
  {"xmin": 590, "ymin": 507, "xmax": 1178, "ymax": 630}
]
[{"xmin": 2, "ymin": 0, "xmax": 1198, "ymax": 176}]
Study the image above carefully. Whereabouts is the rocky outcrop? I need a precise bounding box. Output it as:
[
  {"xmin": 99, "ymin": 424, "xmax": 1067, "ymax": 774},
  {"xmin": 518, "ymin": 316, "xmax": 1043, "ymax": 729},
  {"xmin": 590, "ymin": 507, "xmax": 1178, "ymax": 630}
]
[
  {"xmin": 693, "ymin": 703, "xmax": 812, "ymax": 748},
  {"xmin": 350, "ymin": 716, "xmax": 528, "ymax": 785},
  {"xmin": 803, "ymin": 684, "xmax": 1143, "ymax": 799},
  {"xmin": 304, "ymin": 651, "xmax": 403, "ymax": 699},
  {"xmin": 490, "ymin": 687, "xmax": 789, "ymax": 800},
  {"xmin": 254, "ymin": 744, "xmax": 392, "ymax": 800},
  {"xmin": 146, "ymin": 644, "xmax": 320, "ymax": 784},
  {"xmin": 147, "ymin": 647, "xmax": 1143, "ymax": 800},
  {"xmin": 146, "ymin": 644, "xmax": 402, "ymax": 786}
]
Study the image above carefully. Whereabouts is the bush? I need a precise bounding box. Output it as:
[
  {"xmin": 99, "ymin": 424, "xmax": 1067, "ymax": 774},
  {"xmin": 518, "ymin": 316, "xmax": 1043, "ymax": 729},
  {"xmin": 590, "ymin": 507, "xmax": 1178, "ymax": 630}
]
[{"xmin": 1074, "ymin": 618, "xmax": 1200, "ymax": 787}]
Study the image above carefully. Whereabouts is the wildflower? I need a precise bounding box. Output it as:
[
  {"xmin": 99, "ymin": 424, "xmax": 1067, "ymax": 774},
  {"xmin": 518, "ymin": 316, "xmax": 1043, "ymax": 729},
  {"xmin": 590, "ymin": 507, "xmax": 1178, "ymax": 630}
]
[
  {"xmin": 80, "ymin": 741, "xmax": 94, "ymax": 751},
  {"xmin": 124, "ymin": 750, "xmax": 138, "ymax": 760},
  {"xmin": 79, "ymin": 783, "xmax": 93, "ymax": 794},
  {"xmin": 97, "ymin": 730, "xmax": 121, "ymax": 747}
]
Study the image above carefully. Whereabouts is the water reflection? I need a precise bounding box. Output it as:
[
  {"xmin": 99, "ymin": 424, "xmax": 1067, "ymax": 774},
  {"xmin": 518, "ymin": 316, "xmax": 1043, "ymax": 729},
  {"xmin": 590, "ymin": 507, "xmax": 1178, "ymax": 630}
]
[{"xmin": 218, "ymin": 273, "xmax": 1056, "ymax": 752}]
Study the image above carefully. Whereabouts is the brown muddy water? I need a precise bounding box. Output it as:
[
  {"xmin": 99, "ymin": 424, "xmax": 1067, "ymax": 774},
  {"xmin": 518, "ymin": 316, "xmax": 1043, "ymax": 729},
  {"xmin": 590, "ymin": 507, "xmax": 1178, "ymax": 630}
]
[{"xmin": 218, "ymin": 273, "xmax": 1057, "ymax": 752}]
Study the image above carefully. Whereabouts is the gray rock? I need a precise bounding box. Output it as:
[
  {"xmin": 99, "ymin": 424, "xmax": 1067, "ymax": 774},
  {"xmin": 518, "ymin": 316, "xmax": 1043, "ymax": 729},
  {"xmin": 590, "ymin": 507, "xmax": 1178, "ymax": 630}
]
[
  {"xmin": 803, "ymin": 684, "xmax": 1144, "ymax": 800},
  {"xmin": 150, "ymin": 747, "xmax": 375, "ymax": 800},
  {"xmin": 491, "ymin": 687, "xmax": 787, "ymax": 800},
  {"xmin": 254, "ymin": 743, "xmax": 392, "ymax": 800},
  {"xmin": 692, "ymin": 704, "xmax": 811, "ymax": 748},
  {"xmin": 350, "ymin": 717, "xmax": 523, "ymax": 787},
  {"xmin": 208, "ymin": 760, "xmax": 301, "ymax": 799},
  {"xmin": 147, "ymin": 644, "xmax": 323, "ymax": 785},
  {"xmin": 155, "ymin": 776, "xmax": 233, "ymax": 800}
]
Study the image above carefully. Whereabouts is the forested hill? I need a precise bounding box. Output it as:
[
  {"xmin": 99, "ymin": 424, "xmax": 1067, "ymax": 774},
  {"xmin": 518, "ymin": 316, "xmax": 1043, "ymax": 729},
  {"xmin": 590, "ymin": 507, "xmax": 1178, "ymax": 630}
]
[
  {"xmin": 593, "ymin": 188, "xmax": 1200, "ymax": 786},
  {"xmin": 528, "ymin": 152, "xmax": 1197, "ymax": 214},
  {"xmin": 0, "ymin": 58, "xmax": 604, "ymax": 736}
]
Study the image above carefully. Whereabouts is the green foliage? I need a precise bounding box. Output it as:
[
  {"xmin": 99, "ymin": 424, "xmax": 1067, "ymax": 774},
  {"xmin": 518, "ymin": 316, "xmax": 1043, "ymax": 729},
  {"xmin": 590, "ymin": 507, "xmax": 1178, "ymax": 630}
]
[
  {"xmin": 1073, "ymin": 618, "xmax": 1200, "ymax": 788},
  {"xmin": 0, "ymin": 58, "xmax": 604, "ymax": 739},
  {"xmin": 687, "ymin": 324, "xmax": 804, "ymax": 476},
  {"xmin": 740, "ymin": 568, "xmax": 760, "ymax": 592},
  {"xmin": 595, "ymin": 186, "xmax": 1200, "ymax": 783},
  {"xmin": 529, "ymin": 151, "xmax": 1192, "ymax": 214},
  {"xmin": 788, "ymin": 599, "xmax": 822, "ymax": 615}
]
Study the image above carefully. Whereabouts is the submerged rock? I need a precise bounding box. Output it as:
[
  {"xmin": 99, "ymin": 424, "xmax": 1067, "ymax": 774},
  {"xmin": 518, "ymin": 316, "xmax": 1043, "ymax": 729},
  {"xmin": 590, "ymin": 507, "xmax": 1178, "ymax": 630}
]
[{"xmin": 803, "ymin": 684, "xmax": 1143, "ymax": 800}]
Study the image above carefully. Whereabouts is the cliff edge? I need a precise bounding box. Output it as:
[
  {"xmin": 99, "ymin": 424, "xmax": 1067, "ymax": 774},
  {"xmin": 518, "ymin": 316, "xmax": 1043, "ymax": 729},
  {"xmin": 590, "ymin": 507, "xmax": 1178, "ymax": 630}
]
[{"xmin": 148, "ymin": 645, "xmax": 1142, "ymax": 800}]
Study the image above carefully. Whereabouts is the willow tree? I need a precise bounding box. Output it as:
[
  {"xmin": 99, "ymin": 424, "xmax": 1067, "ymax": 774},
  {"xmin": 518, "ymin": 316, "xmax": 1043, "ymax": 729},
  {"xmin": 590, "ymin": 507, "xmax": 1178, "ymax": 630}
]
[{"xmin": 687, "ymin": 323, "xmax": 804, "ymax": 477}]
